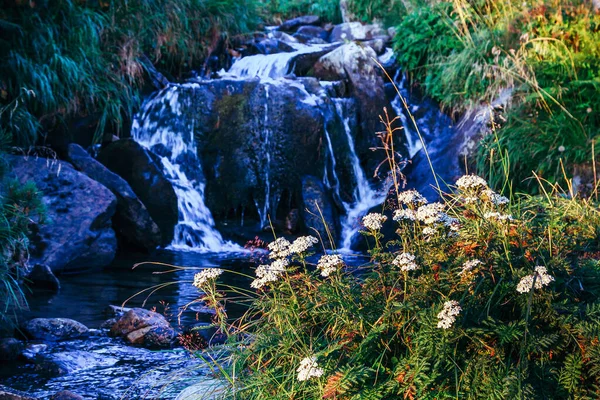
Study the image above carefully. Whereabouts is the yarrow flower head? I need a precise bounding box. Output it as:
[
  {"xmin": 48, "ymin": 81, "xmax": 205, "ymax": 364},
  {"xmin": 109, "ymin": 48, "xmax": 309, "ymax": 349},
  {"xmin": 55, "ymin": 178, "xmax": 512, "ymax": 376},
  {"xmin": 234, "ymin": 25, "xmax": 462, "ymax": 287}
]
[
  {"xmin": 317, "ymin": 254, "xmax": 344, "ymax": 277},
  {"xmin": 193, "ymin": 268, "xmax": 224, "ymax": 289},
  {"xmin": 416, "ymin": 203, "xmax": 446, "ymax": 225},
  {"xmin": 397, "ymin": 190, "xmax": 428, "ymax": 206},
  {"xmin": 422, "ymin": 226, "xmax": 437, "ymax": 237},
  {"xmin": 251, "ymin": 258, "xmax": 289, "ymax": 289},
  {"xmin": 459, "ymin": 259, "xmax": 483, "ymax": 276},
  {"xmin": 393, "ymin": 208, "xmax": 416, "ymax": 222},
  {"xmin": 437, "ymin": 300, "xmax": 462, "ymax": 329},
  {"xmin": 289, "ymin": 236, "xmax": 318, "ymax": 255},
  {"xmin": 362, "ymin": 213, "xmax": 387, "ymax": 231},
  {"xmin": 296, "ymin": 356, "xmax": 324, "ymax": 381},
  {"xmin": 268, "ymin": 237, "xmax": 291, "ymax": 259},
  {"xmin": 516, "ymin": 266, "xmax": 555, "ymax": 294},
  {"xmin": 392, "ymin": 252, "xmax": 419, "ymax": 271},
  {"xmin": 482, "ymin": 189, "xmax": 509, "ymax": 206},
  {"xmin": 456, "ymin": 174, "xmax": 488, "ymax": 191},
  {"xmin": 484, "ymin": 212, "xmax": 514, "ymax": 222}
]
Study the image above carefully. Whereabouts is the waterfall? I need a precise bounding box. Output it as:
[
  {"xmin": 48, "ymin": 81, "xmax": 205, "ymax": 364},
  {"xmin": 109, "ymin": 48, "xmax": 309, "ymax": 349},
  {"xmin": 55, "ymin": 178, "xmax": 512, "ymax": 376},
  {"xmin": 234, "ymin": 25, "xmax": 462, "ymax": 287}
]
[
  {"xmin": 391, "ymin": 71, "xmax": 423, "ymax": 158},
  {"xmin": 257, "ymin": 85, "xmax": 272, "ymax": 228},
  {"xmin": 226, "ymin": 43, "xmax": 332, "ymax": 80},
  {"xmin": 132, "ymin": 84, "xmax": 241, "ymax": 252},
  {"xmin": 332, "ymin": 98, "xmax": 387, "ymax": 251}
]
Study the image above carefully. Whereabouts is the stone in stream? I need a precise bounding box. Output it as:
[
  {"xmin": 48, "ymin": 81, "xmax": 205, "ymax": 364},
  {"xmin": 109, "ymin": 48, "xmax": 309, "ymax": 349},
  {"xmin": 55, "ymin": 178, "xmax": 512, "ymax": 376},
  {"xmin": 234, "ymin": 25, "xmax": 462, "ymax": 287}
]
[
  {"xmin": 22, "ymin": 318, "xmax": 89, "ymax": 341},
  {"xmin": 109, "ymin": 308, "xmax": 177, "ymax": 348},
  {"xmin": 0, "ymin": 385, "xmax": 36, "ymax": 400},
  {"xmin": 279, "ymin": 15, "xmax": 321, "ymax": 32},
  {"xmin": 97, "ymin": 139, "xmax": 179, "ymax": 246},
  {"xmin": 5, "ymin": 156, "xmax": 117, "ymax": 273},
  {"xmin": 329, "ymin": 22, "xmax": 387, "ymax": 43},
  {"xmin": 301, "ymin": 176, "xmax": 339, "ymax": 247},
  {"xmin": 25, "ymin": 264, "xmax": 60, "ymax": 291},
  {"xmin": 51, "ymin": 391, "xmax": 83, "ymax": 400},
  {"xmin": 295, "ymin": 25, "xmax": 330, "ymax": 42},
  {"xmin": 66, "ymin": 143, "xmax": 162, "ymax": 251},
  {"xmin": 0, "ymin": 338, "xmax": 24, "ymax": 361}
]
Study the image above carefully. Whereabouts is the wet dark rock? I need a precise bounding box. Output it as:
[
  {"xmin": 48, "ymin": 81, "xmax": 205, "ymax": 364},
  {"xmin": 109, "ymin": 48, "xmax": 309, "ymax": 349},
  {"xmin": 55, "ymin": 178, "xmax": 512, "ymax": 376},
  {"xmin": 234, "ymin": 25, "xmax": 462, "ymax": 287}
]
[
  {"xmin": 329, "ymin": 22, "xmax": 386, "ymax": 43},
  {"xmin": 66, "ymin": 144, "xmax": 161, "ymax": 251},
  {"xmin": 301, "ymin": 176, "xmax": 339, "ymax": 246},
  {"xmin": 25, "ymin": 264, "xmax": 60, "ymax": 291},
  {"xmin": 34, "ymin": 351, "xmax": 118, "ymax": 377},
  {"xmin": 51, "ymin": 391, "xmax": 83, "ymax": 400},
  {"xmin": 279, "ymin": 15, "xmax": 320, "ymax": 32},
  {"xmin": 6, "ymin": 156, "xmax": 117, "ymax": 273},
  {"xmin": 99, "ymin": 318, "xmax": 118, "ymax": 330},
  {"xmin": 23, "ymin": 318, "xmax": 89, "ymax": 341},
  {"xmin": 0, "ymin": 385, "xmax": 36, "ymax": 400},
  {"xmin": 245, "ymin": 38, "xmax": 295, "ymax": 56},
  {"xmin": 295, "ymin": 25, "xmax": 330, "ymax": 41},
  {"xmin": 97, "ymin": 139, "xmax": 178, "ymax": 245},
  {"xmin": 0, "ymin": 338, "xmax": 24, "ymax": 361},
  {"xmin": 109, "ymin": 308, "xmax": 176, "ymax": 348}
]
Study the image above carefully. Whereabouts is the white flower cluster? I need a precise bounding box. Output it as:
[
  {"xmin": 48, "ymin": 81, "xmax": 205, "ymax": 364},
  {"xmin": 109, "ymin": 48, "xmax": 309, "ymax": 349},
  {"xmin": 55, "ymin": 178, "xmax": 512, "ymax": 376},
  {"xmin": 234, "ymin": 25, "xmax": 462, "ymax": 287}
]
[
  {"xmin": 462, "ymin": 196, "xmax": 479, "ymax": 205},
  {"xmin": 459, "ymin": 259, "xmax": 482, "ymax": 275},
  {"xmin": 362, "ymin": 213, "xmax": 387, "ymax": 231},
  {"xmin": 416, "ymin": 202, "xmax": 446, "ymax": 224},
  {"xmin": 484, "ymin": 212, "xmax": 514, "ymax": 222},
  {"xmin": 251, "ymin": 258, "xmax": 289, "ymax": 289},
  {"xmin": 392, "ymin": 252, "xmax": 419, "ymax": 271},
  {"xmin": 317, "ymin": 254, "xmax": 344, "ymax": 277},
  {"xmin": 456, "ymin": 175, "xmax": 488, "ymax": 190},
  {"xmin": 393, "ymin": 208, "xmax": 416, "ymax": 222},
  {"xmin": 397, "ymin": 190, "xmax": 428, "ymax": 206},
  {"xmin": 289, "ymin": 236, "xmax": 318, "ymax": 255},
  {"xmin": 296, "ymin": 356, "xmax": 324, "ymax": 381},
  {"xmin": 193, "ymin": 268, "xmax": 224, "ymax": 289},
  {"xmin": 482, "ymin": 189, "xmax": 509, "ymax": 206},
  {"xmin": 516, "ymin": 266, "xmax": 555, "ymax": 294},
  {"xmin": 422, "ymin": 226, "xmax": 437, "ymax": 237},
  {"xmin": 268, "ymin": 237, "xmax": 292, "ymax": 259},
  {"xmin": 437, "ymin": 300, "xmax": 462, "ymax": 329}
]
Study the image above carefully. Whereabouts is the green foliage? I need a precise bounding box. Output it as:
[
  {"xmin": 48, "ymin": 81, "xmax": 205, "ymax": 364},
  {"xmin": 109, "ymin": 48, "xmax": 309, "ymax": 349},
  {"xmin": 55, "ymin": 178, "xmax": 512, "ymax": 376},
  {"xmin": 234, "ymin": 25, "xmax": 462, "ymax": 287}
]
[
  {"xmin": 0, "ymin": 0, "xmax": 262, "ymax": 146},
  {"xmin": 393, "ymin": 0, "xmax": 600, "ymax": 193},
  {"xmin": 346, "ymin": 0, "xmax": 406, "ymax": 25}
]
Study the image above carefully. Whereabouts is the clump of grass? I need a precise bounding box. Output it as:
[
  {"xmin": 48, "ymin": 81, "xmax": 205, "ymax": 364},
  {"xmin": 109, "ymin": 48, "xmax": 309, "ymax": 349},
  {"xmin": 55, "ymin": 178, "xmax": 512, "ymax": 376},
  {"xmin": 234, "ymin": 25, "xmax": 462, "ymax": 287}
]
[
  {"xmin": 0, "ymin": 131, "xmax": 45, "ymax": 329},
  {"xmin": 0, "ymin": 0, "xmax": 262, "ymax": 147},
  {"xmin": 394, "ymin": 0, "xmax": 600, "ymax": 193}
]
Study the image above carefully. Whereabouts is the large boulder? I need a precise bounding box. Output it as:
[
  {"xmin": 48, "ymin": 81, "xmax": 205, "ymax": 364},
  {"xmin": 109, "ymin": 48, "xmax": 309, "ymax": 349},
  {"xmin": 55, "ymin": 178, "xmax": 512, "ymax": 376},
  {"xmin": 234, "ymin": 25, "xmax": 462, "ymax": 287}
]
[
  {"xmin": 329, "ymin": 22, "xmax": 387, "ymax": 43},
  {"xmin": 6, "ymin": 156, "xmax": 117, "ymax": 273},
  {"xmin": 109, "ymin": 308, "xmax": 177, "ymax": 348},
  {"xmin": 301, "ymin": 176, "xmax": 339, "ymax": 247},
  {"xmin": 66, "ymin": 144, "xmax": 161, "ymax": 251},
  {"xmin": 279, "ymin": 15, "xmax": 321, "ymax": 32},
  {"xmin": 133, "ymin": 79, "xmax": 329, "ymax": 230},
  {"xmin": 97, "ymin": 139, "xmax": 178, "ymax": 245},
  {"xmin": 313, "ymin": 43, "xmax": 390, "ymax": 169},
  {"xmin": 22, "ymin": 318, "xmax": 89, "ymax": 341}
]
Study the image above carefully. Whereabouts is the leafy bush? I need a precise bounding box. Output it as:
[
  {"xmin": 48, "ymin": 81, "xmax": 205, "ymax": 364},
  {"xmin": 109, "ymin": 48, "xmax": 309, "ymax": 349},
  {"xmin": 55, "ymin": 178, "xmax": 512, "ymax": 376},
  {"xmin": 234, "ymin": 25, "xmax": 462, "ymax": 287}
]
[
  {"xmin": 0, "ymin": 0, "xmax": 262, "ymax": 146},
  {"xmin": 189, "ymin": 171, "xmax": 600, "ymax": 399},
  {"xmin": 264, "ymin": 0, "xmax": 342, "ymax": 24}
]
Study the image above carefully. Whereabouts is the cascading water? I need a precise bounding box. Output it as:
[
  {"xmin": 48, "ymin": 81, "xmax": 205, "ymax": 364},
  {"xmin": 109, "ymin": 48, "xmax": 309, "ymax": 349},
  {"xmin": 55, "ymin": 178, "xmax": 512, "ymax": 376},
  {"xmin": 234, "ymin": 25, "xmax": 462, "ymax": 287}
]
[
  {"xmin": 391, "ymin": 71, "xmax": 423, "ymax": 158},
  {"xmin": 333, "ymin": 98, "xmax": 387, "ymax": 251},
  {"xmin": 256, "ymin": 84, "xmax": 272, "ymax": 228},
  {"xmin": 132, "ymin": 84, "xmax": 241, "ymax": 252}
]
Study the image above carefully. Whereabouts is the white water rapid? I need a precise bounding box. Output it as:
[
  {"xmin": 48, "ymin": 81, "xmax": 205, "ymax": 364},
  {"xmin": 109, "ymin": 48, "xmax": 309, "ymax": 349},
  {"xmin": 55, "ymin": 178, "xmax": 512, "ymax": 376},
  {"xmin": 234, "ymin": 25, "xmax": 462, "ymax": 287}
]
[{"xmin": 132, "ymin": 84, "xmax": 241, "ymax": 252}]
